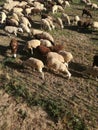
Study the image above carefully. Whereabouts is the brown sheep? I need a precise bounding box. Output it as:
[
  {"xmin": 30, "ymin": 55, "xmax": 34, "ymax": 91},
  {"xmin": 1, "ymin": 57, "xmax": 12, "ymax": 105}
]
[
  {"xmin": 10, "ymin": 38, "xmax": 18, "ymax": 58},
  {"xmin": 82, "ymin": 9, "xmax": 92, "ymax": 18}
]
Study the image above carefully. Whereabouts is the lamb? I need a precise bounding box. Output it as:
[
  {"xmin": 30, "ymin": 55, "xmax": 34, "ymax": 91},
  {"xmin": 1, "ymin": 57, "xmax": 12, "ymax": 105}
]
[
  {"xmin": 23, "ymin": 57, "xmax": 45, "ymax": 79},
  {"xmin": 40, "ymin": 39, "xmax": 53, "ymax": 47},
  {"xmin": 47, "ymin": 58, "xmax": 71, "ymax": 79},
  {"xmin": 24, "ymin": 39, "xmax": 41, "ymax": 54},
  {"xmin": 9, "ymin": 38, "xmax": 18, "ymax": 58},
  {"xmin": 1, "ymin": 11, "xmax": 7, "ymax": 23},
  {"xmin": 4, "ymin": 26, "xmax": 23, "ymax": 36},
  {"xmin": 59, "ymin": 50, "xmax": 73, "ymax": 64},
  {"xmin": 82, "ymin": 9, "xmax": 92, "ymax": 18}
]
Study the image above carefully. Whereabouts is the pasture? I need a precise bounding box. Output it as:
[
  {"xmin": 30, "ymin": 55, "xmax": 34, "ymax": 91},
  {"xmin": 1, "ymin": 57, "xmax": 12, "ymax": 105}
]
[{"xmin": 0, "ymin": 0, "xmax": 98, "ymax": 130}]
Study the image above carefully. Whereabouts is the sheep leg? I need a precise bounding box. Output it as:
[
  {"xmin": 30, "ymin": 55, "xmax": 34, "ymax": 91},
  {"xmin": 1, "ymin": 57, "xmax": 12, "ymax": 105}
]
[
  {"xmin": 39, "ymin": 68, "xmax": 44, "ymax": 80},
  {"xmin": 31, "ymin": 48, "xmax": 33, "ymax": 54},
  {"xmin": 64, "ymin": 69, "xmax": 71, "ymax": 79}
]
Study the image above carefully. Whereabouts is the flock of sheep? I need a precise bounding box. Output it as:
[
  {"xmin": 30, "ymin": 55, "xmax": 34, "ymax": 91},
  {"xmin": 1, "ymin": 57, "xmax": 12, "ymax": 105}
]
[{"xmin": 0, "ymin": 0, "xmax": 98, "ymax": 80}]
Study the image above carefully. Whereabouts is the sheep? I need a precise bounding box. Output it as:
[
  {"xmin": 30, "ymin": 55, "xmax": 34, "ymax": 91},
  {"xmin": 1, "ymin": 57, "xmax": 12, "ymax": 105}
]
[
  {"xmin": 5, "ymin": 18, "xmax": 19, "ymax": 27},
  {"xmin": 20, "ymin": 23, "xmax": 31, "ymax": 35},
  {"xmin": 12, "ymin": 13, "xmax": 19, "ymax": 22},
  {"xmin": 49, "ymin": 44, "xmax": 64, "ymax": 53},
  {"xmin": 41, "ymin": 18, "xmax": 52, "ymax": 31},
  {"xmin": 45, "ymin": 18, "xmax": 55, "ymax": 30},
  {"xmin": 12, "ymin": 7, "xmax": 23, "ymax": 14},
  {"xmin": 77, "ymin": 20, "xmax": 92, "ymax": 29},
  {"xmin": 40, "ymin": 39, "xmax": 53, "ymax": 47},
  {"xmin": 4, "ymin": 26, "xmax": 23, "ymax": 36},
  {"xmin": 82, "ymin": 9, "xmax": 92, "ymax": 18},
  {"xmin": 1, "ymin": 11, "xmax": 7, "ymax": 23},
  {"xmin": 47, "ymin": 58, "xmax": 71, "ymax": 79},
  {"xmin": 56, "ymin": 17, "xmax": 64, "ymax": 29},
  {"xmin": 91, "ymin": 3, "xmax": 98, "ymax": 10},
  {"xmin": 52, "ymin": 5, "xmax": 64, "ymax": 14},
  {"xmin": 64, "ymin": 1, "xmax": 70, "ymax": 8},
  {"xmin": 20, "ymin": 16, "xmax": 31, "ymax": 28},
  {"xmin": 23, "ymin": 57, "xmax": 45, "ymax": 79},
  {"xmin": 61, "ymin": 13, "xmax": 70, "ymax": 25},
  {"xmin": 59, "ymin": 50, "xmax": 73, "ymax": 65},
  {"xmin": 23, "ymin": 39, "xmax": 41, "ymax": 54},
  {"xmin": 47, "ymin": 52, "xmax": 68, "ymax": 67},
  {"xmin": 31, "ymin": 29, "xmax": 43, "ymax": 36},
  {"xmin": 34, "ymin": 31, "xmax": 55, "ymax": 45},
  {"xmin": 74, "ymin": 15, "xmax": 80, "ymax": 25},
  {"xmin": 9, "ymin": 38, "xmax": 18, "ymax": 58},
  {"xmin": 92, "ymin": 55, "xmax": 98, "ymax": 67},
  {"xmin": 25, "ymin": 7, "xmax": 34, "ymax": 15}
]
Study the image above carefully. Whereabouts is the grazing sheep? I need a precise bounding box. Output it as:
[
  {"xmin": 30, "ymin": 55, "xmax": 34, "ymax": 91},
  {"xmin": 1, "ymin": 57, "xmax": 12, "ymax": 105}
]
[
  {"xmin": 40, "ymin": 39, "xmax": 53, "ymax": 47},
  {"xmin": 20, "ymin": 16, "xmax": 31, "ymax": 28},
  {"xmin": 74, "ymin": 15, "xmax": 80, "ymax": 25},
  {"xmin": 20, "ymin": 23, "xmax": 31, "ymax": 35},
  {"xmin": 23, "ymin": 57, "xmax": 44, "ymax": 79},
  {"xmin": 61, "ymin": 13, "xmax": 71, "ymax": 25},
  {"xmin": 12, "ymin": 12, "xmax": 20, "ymax": 22},
  {"xmin": 52, "ymin": 5, "xmax": 64, "ymax": 14},
  {"xmin": 56, "ymin": 17, "xmax": 64, "ymax": 29},
  {"xmin": 59, "ymin": 50, "xmax": 73, "ymax": 64},
  {"xmin": 41, "ymin": 18, "xmax": 52, "ymax": 31},
  {"xmin": 77, "ymin": 20, "xmax": 92, "ymax": 29},
  {"xmin": 10, "ymin": 38, "xmax": 18, "ymax": 58},
  {"xmin": 24, "ymin": 39, "xmax": 41, "ymax": 54},
  {"xmin": 82, "ymin": 9, "xmax": 92, "ymax": 18},
  {"xmin": 31, "ymin": 29, "xmax": 43, "ymax": 36},
  {"xmin": 34, "ymin": 31, "xmax": 55, "ymax": 45},
  {"xmin": 1, "ymin": 11, "xmax": 7, "ymax": 23},
  {"xmin": 91, "ymin": 3, "xmax": 98, "ymax": 10},
  {"xmin": 47, "ymin": 52, "xmax": 65, "ymax": 64},
  {"xmin": 4, "ymin": 26, "xmax": 23, "ymax": 36},
  {"xmin": 45, "ymin": 18, "xmax": 55, "ymax": 30},
  {"xmin": 47, "ymin": 58, "xmax": 71, "ymax": 79},
  {"xmin": 64, "ymin": 1, "xmax": 70, "ymax": 8},
  {"xmin": 92, "ymin": 55, "xmax": 98, "ymax": 67}
]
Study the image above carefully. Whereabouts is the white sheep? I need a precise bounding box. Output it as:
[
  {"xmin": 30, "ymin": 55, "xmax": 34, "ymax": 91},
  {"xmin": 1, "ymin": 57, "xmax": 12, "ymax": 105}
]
[
  {"xmin": 47, "ymin": 58, "xmax": 71, "ymax": 79},
  {"xmin": 10, "ymin": 18, "xmax": 19, "ymax": 26},
  {"xmin": 47, "ymin": 52, "xmax": 68, "ymax": 67},
  {"xmin": 12, "ymin": 13, "xmax": 19, "ymax": 22},
  {"xmin": 61, "ymin": 13, "xmax": 70, "ymax": 25},
  {"xmin": 20, "ymin": 16, "xmax": 31, "ymax": 28},
  {"xmin": 12, "ymin": 7, "xmax": 23, "ymax": 14},
  {"xmin": 4, "ymin": 26, "xmax": 23, "ymax": 36},
  {"xmin": 40, "ymin": 39, "xmax": 53, "ymax": 47},
  {"xmin": 59, "ymin": 50, "xmax": 73, "ymax": 64},
  {"xmin": 45, "ymin": 18, "xmax": 55, "ymax": 30},
  {"xmin": 23, "ymin": 57, "xmax": 44, "ymax": 79},
  {"xmin": 20, "ymin": 23, "xmax": 31, "ymax": 35},
  {"xmin": 91, "ymin": 3, "xmax": 98, "ymax": 10},
  {"xmin": 91, "ymin": 21, "xmax": 98, "ymax": 30},
  {"xmin": 52, "ymin": 5, "xmax": 64, "ymax": 14},
  {"xmin": 25, "ymin": 7, "xmax": 34, "ymax": 15},
  {"xmin": 64, "ymin": 1, "xmax": 70, "ymax": 8},
  {"xmin": 41, "ymin": 19, "xmax": 52, "ymax": 31},
  {"xmin": 41, "ymin": 32, "xmax": 55, "ymax": 45},
  {"xmin": 1, "ymin": 11, "xmax": 7, "ymax": 23},
  {"xmin": 56, "ymin": 17, "xmax": 64, "ymax": 29},
  {"xmin": 24, "ymin": 39, "xmax": 41, "ymax": 54},
  {"xmin": 31, "ymin": 28, "xmax": 43, "ymax": 36},
  {"xmin": 74, "ymin": 15, "xmax": 80, "ymax": 25}
]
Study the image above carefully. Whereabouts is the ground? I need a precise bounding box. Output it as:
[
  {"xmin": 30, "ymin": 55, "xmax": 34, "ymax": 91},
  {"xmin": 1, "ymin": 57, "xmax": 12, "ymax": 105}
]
[{"xmin": 0, "ymin": 0, "xmax": 98, "ymax": 130}]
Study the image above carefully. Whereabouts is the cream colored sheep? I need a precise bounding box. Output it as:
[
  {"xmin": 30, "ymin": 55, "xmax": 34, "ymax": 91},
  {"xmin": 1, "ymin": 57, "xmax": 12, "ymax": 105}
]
[
  {"xmin": 4, "ymin": 26, "xmax": 23, "ymax": 36},
  {"xmin": 20, "ymin": 16, "xmax": 31, "ymax": 28},
  {"xmin": 40, "ymin": 39, "xmax": 53, "ymax": 47},
  {"xmin": 64, "ymin": 1, "xmax": 70, "ymax": 8},
  {"xmin": 11, "ymin": 18, "xmax": 19, "ymax": 26},
  {"xmin": 12, "ymin": 13, "xmax": 19, "ymax": 22},
  {"xmin": 59, "ymin": 50, "xmax": 73, "ymax": 64},
  {"xmin": 45, "ymin": 18, "xmax": 55, "ymax": 30},
  {"xmin": 91, "ymin": 21, "xmax": 98, "ymax": 30},
  {"xmin": 41, "ymin": 19, "xmax": 52, "ymax": 31},
  {"xmin": 91, "ymin": 3, "xmax": 98, "ymax": 10},
  {"xmin": 23, "ymin": 57, "xmax": 44, "ymax": 79},
  {"xmin": 20, "ymin": 23, "xmax": 31, "ymax": 35},
  {"xmin": 61, "ymin": 13, "xmax": 70, "ymax": 25},
  {"xmin": 31, "ymin": 29, "xmax": 43, "ymax": 36},
  {"xmin": 52, "ymin": 5, "xmax": 64, "ymax": 14},
  {"xmin": 56, "ymin": 17, "xmax": 64, "ymax": 29},
  {"xmin": 74, "ymin": 15, "xmax": 80, "ymax": 25},
  {"xmin": 47, "ymin": 58, "xmax": 71, "ymax": 79},
  {"xmin": 1, "ymin": 11, "xmax": 7, "ymax": 23},
  {"xmin": 24, "ymin": 39, "xmax": 41, "ymax": 54}
]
